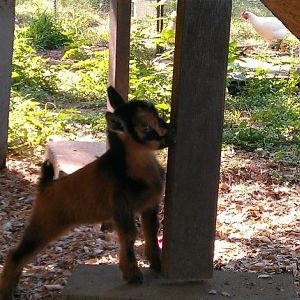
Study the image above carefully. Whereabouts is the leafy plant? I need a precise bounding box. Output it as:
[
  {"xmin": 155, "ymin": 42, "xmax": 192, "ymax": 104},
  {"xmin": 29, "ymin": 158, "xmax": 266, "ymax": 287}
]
[
  {"xmin": 129, "ymin": 18, "xmax": 174, "ymax": 117},
  {"xmin": 228, "ymin": 41, "xmax": 241, "ymax": 66},
  {"xmin": 27, "ymin": 11, "xmax": 72, "ymax": 50},
  {"xmin": 224, "ymin": 69, "xmax": 300, "ymax": 163},
  {"xmin": 58, "ymin": 48, "xmax": 109, "ymax": 101},
  {"xmin": 12, "ymin": 29, "xmax": 58, "ymax": 92},
  {"xmin": 8, "ymin": 92, "xmax": 77, "ymax": 153},
  {"xmin": 56, "ymin": 2, "xmax": 107, "ymax": 47},
  {"xmin": 129, "ymin": 58, "xmax": 172, "ymax": 111},
  {"xmin": 62, "ymin": 45, "xmax": 93, "ymax": 61},
  {"xmin": 130, "ymin": 20, "xmax": 157, "ymax": 67}
]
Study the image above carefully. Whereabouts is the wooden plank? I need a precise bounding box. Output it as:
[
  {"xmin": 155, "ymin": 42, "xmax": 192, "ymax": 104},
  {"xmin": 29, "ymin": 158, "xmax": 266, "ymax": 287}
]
[
  {"xmin": 45, "ymin": 141, "xmax": 106, "ymax": 178},
  {"xmin": 108, "ymin": 0, "xmax": 131, "ymax": 102},
  {"xmin": 261, "ymin": 0, "xmax": 300, "ymax": 40},
  {"xmin": 162, "ymin": 0, "xmax": 232, "ymax": 280},
  {"xmin": 0, "ymin": 0, "xmax": 15, "ymax": 169}
]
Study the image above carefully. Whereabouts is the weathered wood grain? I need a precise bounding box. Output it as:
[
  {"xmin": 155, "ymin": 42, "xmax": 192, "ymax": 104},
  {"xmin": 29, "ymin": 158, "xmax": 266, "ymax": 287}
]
[
  {"xmin": 0, "ymin": 0, "xmax": 15, "ymax": 169},
  {"xmin": 108, "ymin": 0, "xmax": 131, "ymax": 102},
  {"xmin": 162, "ymin": 0, "xmax": 232, "ymax": 279}
]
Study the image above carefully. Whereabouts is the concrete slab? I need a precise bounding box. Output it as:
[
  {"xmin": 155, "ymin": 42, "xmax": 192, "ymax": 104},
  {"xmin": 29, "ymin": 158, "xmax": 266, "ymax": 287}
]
[
  {"xmin": 61, "ymin": 265, "xmax": 297, "ymax": 300},
  {"xmin": 45, "ymin": 141, "xmax": 106, "ymax": 178}
]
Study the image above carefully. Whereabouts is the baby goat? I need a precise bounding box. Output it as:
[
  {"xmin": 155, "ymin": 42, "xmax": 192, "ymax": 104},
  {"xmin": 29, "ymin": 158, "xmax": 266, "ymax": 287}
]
[{"xmin": 0, "ymin": 86, "xmax": 175, "ymax": 299}]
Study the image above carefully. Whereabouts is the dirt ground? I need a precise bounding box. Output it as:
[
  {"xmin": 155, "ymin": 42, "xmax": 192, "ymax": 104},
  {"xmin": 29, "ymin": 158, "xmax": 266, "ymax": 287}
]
[{"xmin": 0, "ymin": 149, "xmax": 299, "ymax": 299}]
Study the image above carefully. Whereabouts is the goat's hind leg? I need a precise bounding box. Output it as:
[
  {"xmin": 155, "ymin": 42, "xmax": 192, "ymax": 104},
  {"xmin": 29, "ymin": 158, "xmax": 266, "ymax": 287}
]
[{"xmin": 0, "ymin": 216, "xmax": 67, "ymax": 300}]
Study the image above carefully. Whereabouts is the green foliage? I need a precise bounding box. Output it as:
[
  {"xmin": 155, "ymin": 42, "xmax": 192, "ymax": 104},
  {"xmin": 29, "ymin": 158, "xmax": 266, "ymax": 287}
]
[
  {"xmin": 8, "ymin": 92, "xmax": 76, "ymax": 153},
  {"xmin": 129, "ymin": 17, "xmax": 174, "ymax": 119},
  {"xmin": 58, "ymin": 48, "xmax": 109, "ymax": 101},
  {"xmin": 224, "ymin": 96, "xmax": 300, "ymax": 152},
  {"xmin": 71, "ymin": 113, "xmax": 107, "ymax": 133},
  {"xmin": 12, "ymin": 29, "xmax": 58, "ymax": 92},
  {"xmin": 63, "ymin": 45, "xmax": 93, "ymax": 61},
  {"xmin": 16, "ymin": 0, "xmax": 49, "ymax": 24},
  {"xmin": 27, "ymin": 11, "xmax": 72, "ymax": 50},
  {"xmin": 129, "ymin": 58, "xmax": 172, "ymax": 119},
  {"xmin": 130, "ymin": 20, "xmax": 157, "ymax": 67},
  {"xmin": 228, "ymin": 41, "xmax": 241, "ymax": 66},
  {"xmin": 224, "ymin": 70, "xmax": 300, "ymax": 163},
  {"xmin": 156, "ymin": 25, "xmax": 175, "ymax": 47},
  {"xmin": 57, "ymin": 2, "xmax": 108, "ymax": 47}
]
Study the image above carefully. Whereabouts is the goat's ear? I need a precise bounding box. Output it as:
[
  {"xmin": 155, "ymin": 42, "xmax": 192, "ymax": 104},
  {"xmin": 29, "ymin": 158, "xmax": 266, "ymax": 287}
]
[
  {"xmin": 106, "ymin": 112, "xmax": 125, "ymax": 133},
  {"xmin": 107, "ymin": 86, "xmax": 125, "ymax": 110}
]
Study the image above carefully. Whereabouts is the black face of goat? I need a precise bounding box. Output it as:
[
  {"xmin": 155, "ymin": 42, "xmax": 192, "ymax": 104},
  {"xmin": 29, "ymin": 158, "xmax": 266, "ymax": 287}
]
[
  {"xmin": 106, "ymin": 86, "xmax": 174, "ymax": 150},
  {"xmin": 0, "ymin": 86, "xmax": 175, "ymax": 299}
]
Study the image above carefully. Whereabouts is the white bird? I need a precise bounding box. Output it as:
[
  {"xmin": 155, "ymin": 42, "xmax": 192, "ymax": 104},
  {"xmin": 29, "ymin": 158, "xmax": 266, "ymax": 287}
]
[{"xmin": 241, "ymin": 10, "xmax": 289, "ymax": 50}]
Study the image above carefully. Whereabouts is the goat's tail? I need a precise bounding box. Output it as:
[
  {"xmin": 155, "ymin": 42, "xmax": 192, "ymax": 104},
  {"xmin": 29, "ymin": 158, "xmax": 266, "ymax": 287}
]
[{"xmin": 39, "ymin": 160, "xmax": 55, "ymax": 192}]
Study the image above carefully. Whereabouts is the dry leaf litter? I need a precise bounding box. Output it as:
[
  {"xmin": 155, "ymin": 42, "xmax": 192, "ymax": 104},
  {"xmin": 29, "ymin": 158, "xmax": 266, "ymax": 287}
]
[{"xmin": 0, "ymin": 149, "xmax": 299, "ymax": 299}]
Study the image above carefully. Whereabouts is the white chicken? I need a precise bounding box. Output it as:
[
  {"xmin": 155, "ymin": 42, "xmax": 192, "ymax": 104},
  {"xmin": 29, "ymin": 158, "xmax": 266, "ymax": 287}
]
[{"xmin": 241, "ymin": 10, "xmax": 289, "ymax": 49}]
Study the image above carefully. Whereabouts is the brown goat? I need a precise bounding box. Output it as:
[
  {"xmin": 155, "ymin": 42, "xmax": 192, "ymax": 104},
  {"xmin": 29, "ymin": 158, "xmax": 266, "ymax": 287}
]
[{"xmin": 0, "ymin": 86, "xmax": 175, "ymax": 299}]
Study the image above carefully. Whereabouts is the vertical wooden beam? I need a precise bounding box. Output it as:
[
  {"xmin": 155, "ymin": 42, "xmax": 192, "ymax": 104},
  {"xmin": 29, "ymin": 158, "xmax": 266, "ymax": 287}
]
[
  {"xmin": 108, "ymin": 0, "xmax": 131, "ymax": 102},
  {"xmin": 162, "ymin": 0, "xmax": 232, "ymax": 280},
  {"xmin": 156, "ymin": 0, "xmax": 164, "ymax": 34},
  {"xmin": 156, "ymin": 0, "xmax": 164, "ymax": 54},
  {"xmin": 0, "ymin": 0, "xmax": 15, "ymax": 169}
]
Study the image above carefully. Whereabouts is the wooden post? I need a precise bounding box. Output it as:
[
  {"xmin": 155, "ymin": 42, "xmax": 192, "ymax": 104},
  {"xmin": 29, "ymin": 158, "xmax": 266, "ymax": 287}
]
[
  {"xmin": 162, "ymin": 0, "xmax": 232, "ymax": 280},
  {"xmin": 108, "ymin": 0, "xmax": 131, "ymax": 102},
  {"xmin": 0, "ymin": 0, "xmax": 15, "ymax": 169}
]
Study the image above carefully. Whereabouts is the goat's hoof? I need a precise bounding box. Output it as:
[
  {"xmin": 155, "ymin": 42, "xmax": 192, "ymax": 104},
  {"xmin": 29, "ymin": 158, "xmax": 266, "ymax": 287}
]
[
  {"xmin": 125, "ymin": 269, "xmax": 143, "ymax": 285},
  {"xmin": 149, "ymin": 255, "xmax": 161, "ymax": 273},
  {"xmin": 127, "ymin": 275, "xmax": 143, "ymax": 285}
]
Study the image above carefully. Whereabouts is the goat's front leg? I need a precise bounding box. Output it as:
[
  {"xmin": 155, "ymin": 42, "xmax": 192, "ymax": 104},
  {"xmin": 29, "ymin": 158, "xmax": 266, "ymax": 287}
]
[
  {"xmin": 141, "ymin": 206, "xmax": 161, "ymax": 272},
  {"xmin": 113, "ymin": 209, "xmax": 143, "ymax": 284}
]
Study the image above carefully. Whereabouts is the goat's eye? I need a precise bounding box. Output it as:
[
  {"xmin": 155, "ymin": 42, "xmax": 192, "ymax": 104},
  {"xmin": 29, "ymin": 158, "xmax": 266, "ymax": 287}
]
[{"xmin": 142, "ymin": 124, "xmax": 153, "ymax": 133}]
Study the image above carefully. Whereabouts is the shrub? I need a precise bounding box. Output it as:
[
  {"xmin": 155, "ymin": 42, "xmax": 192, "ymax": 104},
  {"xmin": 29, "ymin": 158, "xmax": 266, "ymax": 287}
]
[
  {"xmin": 224, "ymin": 70, "xmax": 300, "ymax": 163},
  {"xmin": 58, "ymin": 48, "xmax": 109, "ymax": 101},
  {"xmin": 8, "ymin": 92, "xmax": 76, "ymax": 153},
  {"xmin": 27, "ymin": 11, "xmax": 72, "ymax": 50},
  {"xmin": 12, "ymin": 29, "xmax": 58, "ymax": 92}
]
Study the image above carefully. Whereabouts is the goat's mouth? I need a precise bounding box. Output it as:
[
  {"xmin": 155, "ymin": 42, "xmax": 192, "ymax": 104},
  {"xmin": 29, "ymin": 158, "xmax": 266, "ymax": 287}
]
[{"xmin": 159, "ymin": 128, "xmax": 176, "ymax": 149}]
